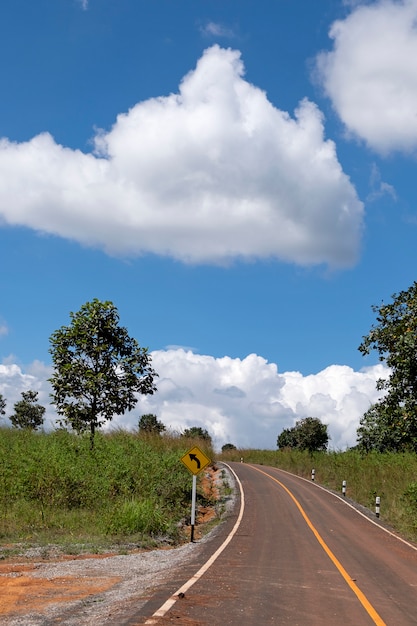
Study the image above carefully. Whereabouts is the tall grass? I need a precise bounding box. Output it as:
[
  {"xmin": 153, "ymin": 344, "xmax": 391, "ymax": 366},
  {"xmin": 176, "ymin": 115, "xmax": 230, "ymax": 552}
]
[
  {"xmin": 219, "ymin": 447, "xmax": 417, "ymax": 542},
  {"xmin": 0, "ymin": 427, "xmax": 214, "ymax": 550},
  {"xmin": 6, "ymin": 426, "xmax": 416, "ymax": 549}
]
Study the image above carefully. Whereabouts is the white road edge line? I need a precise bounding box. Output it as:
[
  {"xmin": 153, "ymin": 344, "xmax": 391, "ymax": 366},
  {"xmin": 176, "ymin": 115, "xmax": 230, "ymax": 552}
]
[
  {"xmin": 144, "ymin": 462, "xmax": 245, "ymax": 624},
  {"xmin": 270, "ymin": 465, "xmax": 417, "ymax": 552}
]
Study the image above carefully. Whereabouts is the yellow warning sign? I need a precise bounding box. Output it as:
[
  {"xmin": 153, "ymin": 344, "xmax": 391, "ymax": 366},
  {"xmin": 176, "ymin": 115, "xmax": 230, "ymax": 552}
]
[{"xmin": 180, "ymin": 446, "xmax": 211, "ymax": 475}]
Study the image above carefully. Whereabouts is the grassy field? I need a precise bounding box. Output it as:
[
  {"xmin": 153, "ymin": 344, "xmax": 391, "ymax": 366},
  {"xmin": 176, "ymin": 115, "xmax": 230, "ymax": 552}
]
[
  {"xmin": 2, "ymin": 427, "xmax": 417, "ymax": 552},
  {"xmin": 218, "ymin": 448, "xmax": 417, "ymax": 542},
  {"xmin": 0, "ymin": 427, "xmax": 215, "ymax": 554}
]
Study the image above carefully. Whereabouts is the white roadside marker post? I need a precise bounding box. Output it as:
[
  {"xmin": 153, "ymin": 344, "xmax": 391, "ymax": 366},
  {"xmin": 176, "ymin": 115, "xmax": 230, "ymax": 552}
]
[{"xmin": 376, "ymin": 496, "xmax": 381, "ymax": 518}]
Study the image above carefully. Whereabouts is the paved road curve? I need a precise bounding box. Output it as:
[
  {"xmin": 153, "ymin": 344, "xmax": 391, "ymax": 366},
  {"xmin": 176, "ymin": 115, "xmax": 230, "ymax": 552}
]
[{"xmin": 132, "ymin": 462, "xmax": 417, "ymax": 625}]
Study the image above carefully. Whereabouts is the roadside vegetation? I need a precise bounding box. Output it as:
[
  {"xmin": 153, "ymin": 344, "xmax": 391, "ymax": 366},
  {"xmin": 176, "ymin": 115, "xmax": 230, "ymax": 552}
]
[
  {"xmin": 219, "ymin": 447, "xmax": 417, "ymax": 542},
  {"xmin": 218, "ymin": 282, "xmax": 417, "ymax": 544},
  {"xmin": 3, "ymin": 283, "xmax": 417, "ymax": 553},
  {"xmin": 0, "ymin": 427, "xmax": 215, "ymax": 554},
  {"xmin": 0, "ymin": 299, "xmax": 222, "ymax": 557}
]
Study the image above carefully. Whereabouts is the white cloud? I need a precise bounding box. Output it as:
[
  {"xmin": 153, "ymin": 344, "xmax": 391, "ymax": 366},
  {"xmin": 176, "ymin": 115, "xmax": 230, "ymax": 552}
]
[
  {"xmin": 0, "ymin": 361, "xmax": 55, "ymax": 427},
  {"xmin": 0, "ymin": 321, "xmax": 8, "ymax": 337},
  {"xmin": 0, "ymin": 350, "xmax": 386, "ymax": 451},
  {"xmin": 200, "ymin": 21, "xmax": 236, "ymax": 38},
  {"xmin": 367, "ymin": 163, "xmax": 397, "ymax": 202},
  {"xmin": 115, "ymin": 352, "xmax": 388, "ymax": 450},
  {"xmin": 316, "ymin": 0, "xmax": 417, "ymax": 154},
  {"xmin": 0, "ymin": 46, "xmax": 363, "ymax": 268}
]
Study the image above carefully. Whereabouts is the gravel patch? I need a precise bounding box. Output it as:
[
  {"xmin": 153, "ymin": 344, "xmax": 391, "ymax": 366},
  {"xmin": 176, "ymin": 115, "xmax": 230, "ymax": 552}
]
[
  {"xmin": 0, "ymin": 464, "xmax": 237, "ymax": 625},
  {"xmin": 3, "ymin": 542, "xmax": 203, "ymax": 625}
]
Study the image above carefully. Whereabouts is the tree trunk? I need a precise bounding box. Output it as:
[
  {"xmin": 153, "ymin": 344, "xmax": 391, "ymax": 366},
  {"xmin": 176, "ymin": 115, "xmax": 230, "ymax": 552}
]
[{"xmin": 90, "ymin": 420, "xmax": 95, "ymax": 450}]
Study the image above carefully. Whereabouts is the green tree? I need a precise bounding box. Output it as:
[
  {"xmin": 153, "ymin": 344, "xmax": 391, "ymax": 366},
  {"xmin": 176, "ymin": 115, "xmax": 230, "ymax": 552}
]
[
  {"xmin": 10, "ymin": 390, "xmax": 45, "ymax": 430},
  {"xmin": 138, "ymin": 413, "xmax": 166, "ymax": 435},
  {"xmin": 358, "ymin": 281, "xmax": 417, "ymax": 451},
  {"xmin": 0, "ymin": 393, "xmax": 5, "ymax": 419},
  {"xmin": 356, "ymin": 403, "xmax": 407, "ymax": 453},
  {"xmin": 277, "ymin": 417, "xmax": 328, "ymax": 453},
  {"xmin": 49, "ymin": 299, "xmax": 157, "ymax": 448},
  {"xmin": 182, "ymin": 426, "xmax": 212, "ymax": 444},
  {"xmin": 221, "ymin": 443, "xmax": 237, "ymax": 452},
  {"xmin": 277, "ymin": 427, "xmax": 298, "ymax": 450}
]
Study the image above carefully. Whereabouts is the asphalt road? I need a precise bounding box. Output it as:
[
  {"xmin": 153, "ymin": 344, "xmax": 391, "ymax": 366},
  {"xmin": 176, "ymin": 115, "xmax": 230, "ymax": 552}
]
[{"xmin": 130, "ymin": 462, "xmax": 417, "ymax": 625}]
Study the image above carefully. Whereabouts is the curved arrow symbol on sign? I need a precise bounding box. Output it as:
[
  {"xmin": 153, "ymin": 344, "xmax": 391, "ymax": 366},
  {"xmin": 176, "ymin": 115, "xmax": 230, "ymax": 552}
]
[{"xmin": 189, "ymin": 453, "xmax": 201, "ymax": 469}]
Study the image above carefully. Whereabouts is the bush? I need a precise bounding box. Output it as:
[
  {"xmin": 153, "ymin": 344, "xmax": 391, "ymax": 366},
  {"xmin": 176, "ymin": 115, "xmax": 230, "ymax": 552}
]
[{"xmin": 105, "ymin": 498, "xmax": 168, "ymax": 535}]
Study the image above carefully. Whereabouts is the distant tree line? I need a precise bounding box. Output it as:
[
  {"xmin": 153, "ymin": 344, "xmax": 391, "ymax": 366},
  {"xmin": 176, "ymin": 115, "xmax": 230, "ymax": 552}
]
[{"xmin": 6, "ymin": 279, "xmax": 417, "ymax": 455}]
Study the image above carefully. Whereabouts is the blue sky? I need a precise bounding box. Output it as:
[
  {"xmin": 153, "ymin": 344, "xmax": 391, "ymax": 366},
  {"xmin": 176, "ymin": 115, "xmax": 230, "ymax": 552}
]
[{"xmin": 0, "ymin": 0, "xmax": 416, "ymax": 450}]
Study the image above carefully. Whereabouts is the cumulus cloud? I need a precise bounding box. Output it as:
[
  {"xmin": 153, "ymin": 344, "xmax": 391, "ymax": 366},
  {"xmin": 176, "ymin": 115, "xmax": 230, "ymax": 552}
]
[
  {"xmin": 0, "ymin": 350, "xmax": 386, "ymax": 451},
  {"xmin": 316, "ymin": 0, "xmax": 417, "ymax": 154},
  {"xmin": 0, "ymin": 46, "xmax": 363, "ymax": 267},
  {"xmin": 113, "ymin": 352, "xmax": 388, "ymax": 450},
  {"xmin": 0, "ymin": 361, "xmax": 55, "ymax": 426}
]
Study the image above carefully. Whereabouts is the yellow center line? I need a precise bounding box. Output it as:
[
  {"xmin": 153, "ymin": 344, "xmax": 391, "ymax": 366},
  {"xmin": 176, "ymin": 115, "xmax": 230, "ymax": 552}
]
[{"xmin": 250, "ymin": 465, "xmax": 386, "ymax": 626}]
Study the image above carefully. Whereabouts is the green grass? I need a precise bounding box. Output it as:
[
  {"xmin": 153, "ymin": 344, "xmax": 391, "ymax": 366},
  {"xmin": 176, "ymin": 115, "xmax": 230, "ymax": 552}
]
[
  {"xmin": 218, "ymin": 448, "xmax": 417, "ymax": 542},
  {"xmin": 0, "ymin": 427, "xmax": 214, "ymax": 553},
  {"xmin": 4, "ymin": 427, "xmax": 416, "ymax": 551}
]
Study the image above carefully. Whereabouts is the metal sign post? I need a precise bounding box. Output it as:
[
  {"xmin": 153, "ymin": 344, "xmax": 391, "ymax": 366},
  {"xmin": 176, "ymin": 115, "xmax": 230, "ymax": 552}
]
[
  {"xmin": 180, "ymin": 446, "xmax": 211, "ymax": 542},
  {"xmin": 190, "ymin": 475, "xmax": 197, "ymax": 542}
]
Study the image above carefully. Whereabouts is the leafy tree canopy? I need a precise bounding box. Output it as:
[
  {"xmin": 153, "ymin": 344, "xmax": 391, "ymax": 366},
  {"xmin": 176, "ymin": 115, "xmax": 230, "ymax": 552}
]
[
  {"xmin": 358, "ymin": 281, "xmax": 417, "ymax": 451},
  {"xmin": 0, "ymin": 393, "xmax": 5, "ymax": 417},
  {"xmin": 356, "ymin": 403, "xmax": 411, "ymax": 453},
  {"xmin": 277, "ymin": 417, "xmax": 329, "ymax": 453},
  {"xmin": 49, "ymin": 299, "xmax": 157, "ymax": 448},
  {"xmin": 10, "ymin": 390, "xmax": 45, "ymax": 430},
  {"xmin": 138, "ymin": 413, "xmax": 166, "ymax": 435},
  {"xmin": 221, "ymin": 443, "xmax": 237, "ymax": 452},
  {"xmin": 182, "ymin": 426, "xmax": 212, "ymax": 444}
]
